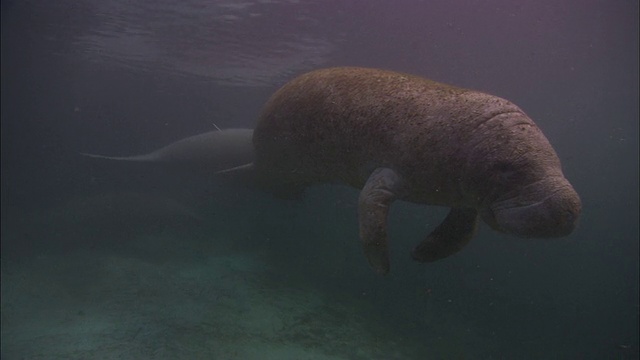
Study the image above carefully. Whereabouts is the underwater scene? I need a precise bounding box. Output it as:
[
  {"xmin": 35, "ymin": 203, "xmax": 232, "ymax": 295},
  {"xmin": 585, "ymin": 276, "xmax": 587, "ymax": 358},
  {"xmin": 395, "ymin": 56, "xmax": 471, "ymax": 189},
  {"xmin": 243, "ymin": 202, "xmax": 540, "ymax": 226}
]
[{"xmin": 1, "ymin": 1, "xmax": 638, "ymax": 359}]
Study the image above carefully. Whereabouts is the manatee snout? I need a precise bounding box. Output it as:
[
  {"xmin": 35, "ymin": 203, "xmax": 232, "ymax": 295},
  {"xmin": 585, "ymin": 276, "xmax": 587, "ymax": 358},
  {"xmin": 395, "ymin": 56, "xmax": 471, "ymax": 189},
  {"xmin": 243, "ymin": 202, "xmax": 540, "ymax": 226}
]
[{"xmin": 483, "ymin": 180, "xmax": 581, "ymax": 238}]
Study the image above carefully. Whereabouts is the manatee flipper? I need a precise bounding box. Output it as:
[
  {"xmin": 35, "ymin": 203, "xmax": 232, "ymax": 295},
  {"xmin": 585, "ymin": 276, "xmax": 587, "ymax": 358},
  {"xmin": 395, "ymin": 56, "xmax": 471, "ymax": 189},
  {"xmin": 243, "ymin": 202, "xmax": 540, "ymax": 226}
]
[
  {"xmin": 411, "ymin": 207, "xmax": 479, "ymax": 263},
  {"xmin": 358, "ymin": 167, "xmax": 404, "ymax": 275}
]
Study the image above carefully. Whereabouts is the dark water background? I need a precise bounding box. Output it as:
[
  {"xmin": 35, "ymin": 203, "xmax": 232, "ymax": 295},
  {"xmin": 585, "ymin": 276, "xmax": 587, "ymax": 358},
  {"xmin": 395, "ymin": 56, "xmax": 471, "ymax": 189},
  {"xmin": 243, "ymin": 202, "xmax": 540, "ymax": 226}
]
[{"xmin": 1, "ymin": 0, "xmax": 638, "ymax": 359}]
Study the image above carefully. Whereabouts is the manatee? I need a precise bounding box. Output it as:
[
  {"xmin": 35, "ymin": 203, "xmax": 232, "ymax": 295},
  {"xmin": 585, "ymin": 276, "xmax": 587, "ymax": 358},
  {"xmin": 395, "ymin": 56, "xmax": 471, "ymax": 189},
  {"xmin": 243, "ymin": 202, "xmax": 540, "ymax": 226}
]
[
  {"xmin": 84, "ymin": 67, "xmax": 582, "ymax": 275},
  {"xmin": 82, "ymin": 129, "xmax": 254, "ymax": 173}
]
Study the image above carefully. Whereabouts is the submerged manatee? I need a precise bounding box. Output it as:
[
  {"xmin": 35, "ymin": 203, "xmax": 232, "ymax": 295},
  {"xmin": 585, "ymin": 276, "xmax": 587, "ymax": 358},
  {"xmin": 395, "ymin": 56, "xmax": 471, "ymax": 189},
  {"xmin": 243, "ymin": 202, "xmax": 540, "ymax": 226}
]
[{"xmin": 84, "ymin": 67, "xmax": 582, "ymax": 275}]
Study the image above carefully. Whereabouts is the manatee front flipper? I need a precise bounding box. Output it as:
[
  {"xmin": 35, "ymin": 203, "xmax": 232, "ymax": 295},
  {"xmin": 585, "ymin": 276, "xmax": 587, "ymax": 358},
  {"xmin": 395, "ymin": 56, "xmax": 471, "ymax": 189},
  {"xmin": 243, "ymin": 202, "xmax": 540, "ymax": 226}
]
[
  {"xmin": 358, "ymin": 167, "xmax": 404, "ymax": 275},
  {"xmin": 411, "ymin": 207, "xmax": 479, "ymax": 263}
]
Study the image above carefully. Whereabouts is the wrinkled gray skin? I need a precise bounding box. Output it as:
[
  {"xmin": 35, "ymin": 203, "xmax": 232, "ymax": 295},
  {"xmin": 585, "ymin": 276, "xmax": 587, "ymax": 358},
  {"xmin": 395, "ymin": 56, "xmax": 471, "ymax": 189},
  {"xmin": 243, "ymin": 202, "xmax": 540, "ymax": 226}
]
[
  {"xmin": 84, "ymin": 67, "xmax": 582, "ymax": 275},
  {"xmin": 253, "ymin": 67, "xmax": 581, "ymax": 275}
]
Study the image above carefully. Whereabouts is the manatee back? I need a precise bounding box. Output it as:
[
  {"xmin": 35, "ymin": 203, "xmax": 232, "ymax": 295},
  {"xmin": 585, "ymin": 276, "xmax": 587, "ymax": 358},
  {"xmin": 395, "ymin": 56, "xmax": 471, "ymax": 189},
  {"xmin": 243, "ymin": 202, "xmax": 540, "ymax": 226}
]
[
  {"xmin": 255, "ymin": 68, "xmax": 451, "ymax": 182},
  {"xmin": 252, "ymin": 67, "xmax": 524, "ymax": 203}
]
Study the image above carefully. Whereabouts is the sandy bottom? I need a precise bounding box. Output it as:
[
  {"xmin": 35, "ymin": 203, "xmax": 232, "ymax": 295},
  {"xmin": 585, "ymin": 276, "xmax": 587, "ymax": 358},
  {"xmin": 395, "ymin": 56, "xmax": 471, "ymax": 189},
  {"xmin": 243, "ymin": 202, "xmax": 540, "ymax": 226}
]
[
  {"xmin": 2, "ymin": 190, "xmax": 636, "ymax": 359},
  {"xmin": 1, "ymin": 231, "xmax": 422, "ymax": 360}
]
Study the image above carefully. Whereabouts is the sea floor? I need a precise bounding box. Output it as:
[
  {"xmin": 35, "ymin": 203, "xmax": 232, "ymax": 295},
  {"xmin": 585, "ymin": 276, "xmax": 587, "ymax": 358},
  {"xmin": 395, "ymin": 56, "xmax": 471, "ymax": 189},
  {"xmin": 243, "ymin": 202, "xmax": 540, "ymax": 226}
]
[
  {"xmin": 4, "ymin": 190, "xmax": 631, "ymax": 359},
  {"xmin": 1, "ymin": 228, "xmax": 429, "ymax": 360}
]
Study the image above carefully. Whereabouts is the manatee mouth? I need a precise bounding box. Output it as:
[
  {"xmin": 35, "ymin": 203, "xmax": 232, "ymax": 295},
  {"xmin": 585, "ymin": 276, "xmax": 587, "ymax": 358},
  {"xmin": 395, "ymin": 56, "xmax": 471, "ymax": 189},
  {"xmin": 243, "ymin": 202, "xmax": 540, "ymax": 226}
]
[{"xmin": 483, "ymin": 181, "xmax": 581, "ymax": 238}]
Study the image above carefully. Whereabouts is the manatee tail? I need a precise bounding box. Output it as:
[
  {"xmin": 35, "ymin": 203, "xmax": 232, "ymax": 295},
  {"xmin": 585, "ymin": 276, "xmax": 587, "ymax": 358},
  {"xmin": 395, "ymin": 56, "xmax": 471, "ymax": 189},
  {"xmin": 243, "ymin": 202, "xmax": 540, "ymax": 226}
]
[{"xmin": 81, "ymin": 128, "xmax": 256, "ymax": 174}]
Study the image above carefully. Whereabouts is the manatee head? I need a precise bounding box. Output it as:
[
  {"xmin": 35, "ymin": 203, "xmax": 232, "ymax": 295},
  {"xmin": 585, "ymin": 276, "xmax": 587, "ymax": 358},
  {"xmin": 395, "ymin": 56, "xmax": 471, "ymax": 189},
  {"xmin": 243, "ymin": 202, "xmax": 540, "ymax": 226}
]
[
  {"xmin": 480, "ymin": 175, "xmax": 581, "ymax": 238},
  {"xmin": 467, "ymin": 112, "xmax": 581, "ymax": 238}
]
